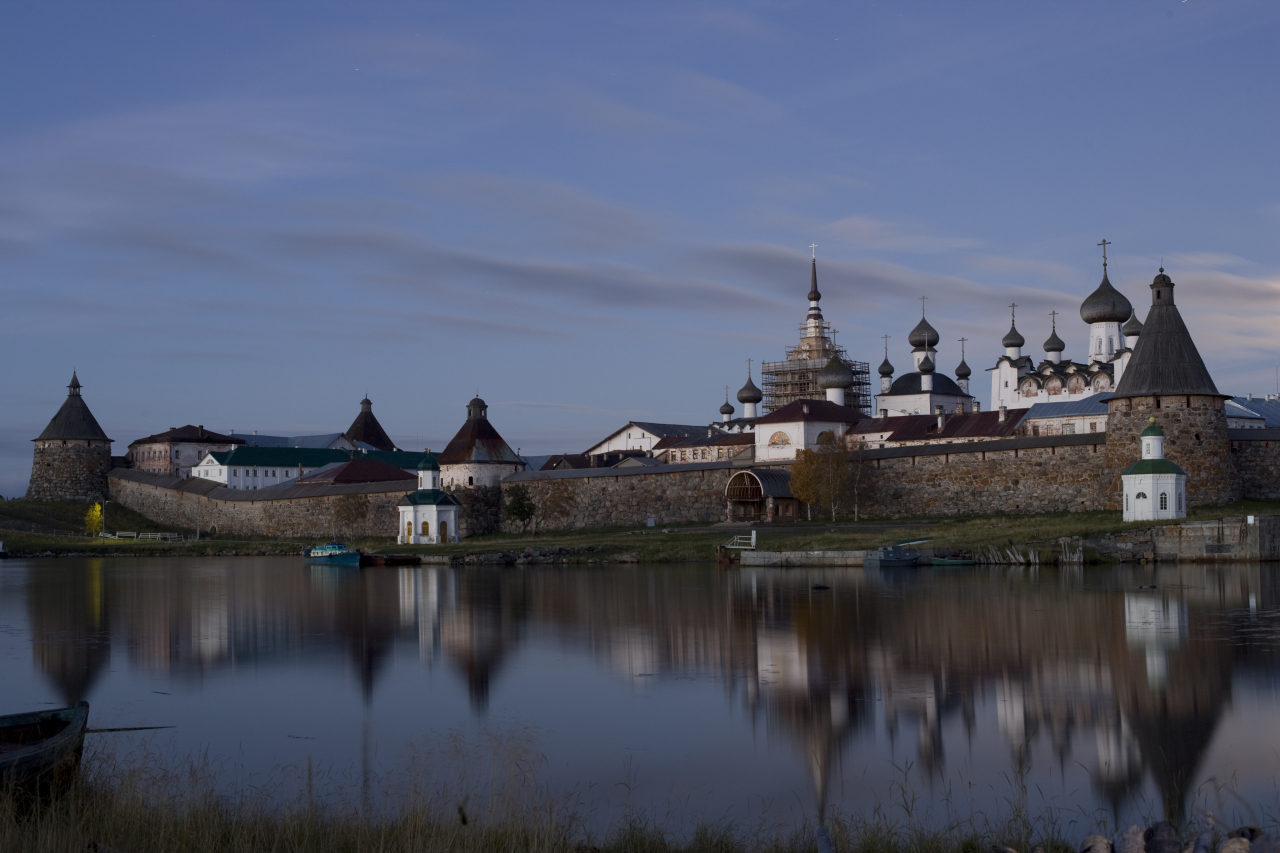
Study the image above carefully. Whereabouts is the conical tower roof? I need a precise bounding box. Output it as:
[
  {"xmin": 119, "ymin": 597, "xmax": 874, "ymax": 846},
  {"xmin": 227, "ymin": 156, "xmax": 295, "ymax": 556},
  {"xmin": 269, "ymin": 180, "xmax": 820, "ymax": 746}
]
[
  {"xmin": 343, "ymin": 396, "xmax": 396, "ymax": 451},
  {"xmin": 35, "ymin": 372, "xmax": 112, "ymax": 442},
  {"xmin": 1112, "ymin": 269, "xmax": 1223, "ymax": 399}
]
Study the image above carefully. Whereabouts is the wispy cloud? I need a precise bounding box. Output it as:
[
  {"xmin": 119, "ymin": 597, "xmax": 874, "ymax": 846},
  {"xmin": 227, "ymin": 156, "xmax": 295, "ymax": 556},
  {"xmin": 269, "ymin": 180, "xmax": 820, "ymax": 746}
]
[{"xmin": 824, "ymin": 216, "xmax": 979, "ymax": 253}]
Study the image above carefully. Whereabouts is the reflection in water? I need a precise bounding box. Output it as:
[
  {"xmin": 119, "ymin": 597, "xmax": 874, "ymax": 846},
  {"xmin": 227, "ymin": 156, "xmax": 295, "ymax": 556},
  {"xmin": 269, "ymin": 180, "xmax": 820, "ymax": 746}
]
[{"xmin": 10, "ymin": 557, "xmax": 1277, "ymax": 826}]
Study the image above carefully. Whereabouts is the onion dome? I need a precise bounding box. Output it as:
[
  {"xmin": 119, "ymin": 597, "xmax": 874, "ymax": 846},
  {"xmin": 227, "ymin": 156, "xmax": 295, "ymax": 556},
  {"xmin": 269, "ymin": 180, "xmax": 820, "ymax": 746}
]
[
  {"xmin": 1080, "ymin": 269, "xmax": 1133, "ymax": 324},
  {"xmin": 817, "ymin": 356, "xmax": 854, "ymax": 390},
  {"xmin": 908, "ymin": 316, "xmax": 939, "ymax": 348},
  {"xmin": 719, "ymin": 400, "xmax": 735, "ymax": 416},
  {"xmin": 1043, "ymin": 327, "xmax": 1065, "ymax": 353},
  {"xmin": 918, "ymin": 354, "xmax": 935, "ymax": 374},
  {"xmin": 1122, "ymin": 309, "xmax": 1143, "ymax": 337},
  {"xmin": 1002, "ymin": 322, "xmax": 1025, "ymax": 349},
  {"xmin": 955, "ymin": 359, "xmax": 971, "ymax": 379},
  {"xmin": 878, "ymin": 357, "xmax": 894, "ymax": 377},
  {"xmin": 1140, "ymin": 416, "xmax": 1164, "ymax": 438},
  {"xmin": 417, "ymin": 455, "xmax": 440, "ymax": 471},
  {"xmin": 736, "ymin": 375, "xmax": 763, "ymax": 404}
]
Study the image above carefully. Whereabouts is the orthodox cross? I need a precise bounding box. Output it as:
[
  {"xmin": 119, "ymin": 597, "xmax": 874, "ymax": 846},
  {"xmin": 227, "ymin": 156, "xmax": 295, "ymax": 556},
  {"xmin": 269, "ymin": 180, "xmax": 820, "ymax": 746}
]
[
  {"xmin": 882, "ymin": 334, "xmax": 890, "ymax": 358},
  {"xmin": 1098, "ymin": 238, "xmax": 1110, "ymax": 269},
  {"xmin": 746, "ymin": 357, "xmax": 753, "ymax": 377},
  {"xmin": 724, "ymin": 385, "xmax": 730, "ymax": 403},
  {"xmin": 1009, "ymin": 302, "xmax": 1018, "ymax": 324},
  {"xmin": 919, "ymin": 295, "xmax": 928, "ymax": 316},
  {"xmin": 809, "ymin": 243, "xmax": 818, "ymax": 259},
  {"xmin": 958, "ymin": 337, "xmax": 967, "ymax": 359},
  {"xmin": 1049, "ymin": 309, "xmax": 1059, "ymax": 331}
]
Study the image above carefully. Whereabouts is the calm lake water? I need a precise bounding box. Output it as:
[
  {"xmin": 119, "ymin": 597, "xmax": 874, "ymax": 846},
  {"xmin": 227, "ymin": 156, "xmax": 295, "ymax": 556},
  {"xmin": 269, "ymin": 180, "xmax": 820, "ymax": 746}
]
[{"xmin": 2, "ymin": 556, "xmax": 1278, "ymax": 833}]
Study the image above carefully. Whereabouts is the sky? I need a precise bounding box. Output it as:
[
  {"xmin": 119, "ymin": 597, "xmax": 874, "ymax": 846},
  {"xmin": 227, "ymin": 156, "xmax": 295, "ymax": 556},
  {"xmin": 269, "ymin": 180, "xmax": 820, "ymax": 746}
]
[{"xmin": 1, "ymin": 1, "xmax": 1278, "ymax": 496}]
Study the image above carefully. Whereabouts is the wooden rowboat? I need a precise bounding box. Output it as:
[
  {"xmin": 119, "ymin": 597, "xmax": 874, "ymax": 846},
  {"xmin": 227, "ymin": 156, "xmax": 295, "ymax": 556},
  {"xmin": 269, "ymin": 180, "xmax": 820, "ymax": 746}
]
[{"xmin": 0, "ymin": 701, "xmax": 89, "ymax": 791}]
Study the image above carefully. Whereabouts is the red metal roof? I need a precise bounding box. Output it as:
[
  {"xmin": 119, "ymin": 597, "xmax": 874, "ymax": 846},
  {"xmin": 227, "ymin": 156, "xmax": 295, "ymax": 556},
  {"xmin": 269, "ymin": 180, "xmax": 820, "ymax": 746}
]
[{"xmin": 752, "ymin": 399, "xmax": 866, "ymax": 426}]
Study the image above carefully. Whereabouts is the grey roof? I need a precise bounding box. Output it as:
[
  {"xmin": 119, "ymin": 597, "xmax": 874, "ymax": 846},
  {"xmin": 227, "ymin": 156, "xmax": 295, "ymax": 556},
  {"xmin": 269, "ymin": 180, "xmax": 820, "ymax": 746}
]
[
  {"xmin": 35, "ymin": 372, "xmax": 112, "ymax": 442},
  {"xmin": 736, "ymin": 375, "xmax": 763, "ymax": 404},
  {"xmin": 630, "ymin": 421, "xmax": 719, "ymax": 439},
  {"xmin": 817, "ymin": 357, "xmax": 854, "ymax": 389},
  {"xmin": 1080, "ymin": 269, "xmax": 1133, "ymax": 324},
  {"xmin": 241, "ymin": 433, "xmax": 349, "ymax": 449},
  {"xmin": 885, "ymin": 371, "xmax": 967, "ymax": 397},
  {"xmin": 1023, "ymin": 393, "xmax": 1113, "ymax": 419},
  {"xmin": 400, "ymin": 489, "xmax": 462, "ymax": 507},
  {"xmin": 908, "ymin": 316, "xmax": 939, "ymax": 348},
  {"xmin": 1112, "ymin": 270, "xmax": 1223, "ymax": 399},
  {"xmin": 878, "ymin": 357, "xmax": 894, "ymax": 377},
  {"xmin": 613, "ymin": 455, "xmax": 663, "ymax": 468},
  {"xmin": 1229, "ymin": 397, "xmax": 1280, "ymax": 427},
  {"xmin": 1043, "ymin": 327, "xmax": 1065, "ymax": 353},
  {"xmin": 1002, "ymin": 323, "xmax": 1025, "ymax": 349},
  {"xmin": 1122, "ymin": 310, "xmax": 1144, "ymax": 337},
  {"xmin": 731, "ymin": 468, "xmax": 793, "ymax": 498},
  {"xmin": 955, "ymin": 359, "xmax": 971, "ymax": 379}
]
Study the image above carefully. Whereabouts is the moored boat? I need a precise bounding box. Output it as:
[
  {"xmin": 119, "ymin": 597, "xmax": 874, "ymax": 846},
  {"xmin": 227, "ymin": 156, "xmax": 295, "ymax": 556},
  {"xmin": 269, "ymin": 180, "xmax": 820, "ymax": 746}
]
[
  {"xmin": 303, "ymin": 542, "xmax": 361, "ymax": 565},
  {"xmin": 863, "ymin": 545, "xmax": 920, "ymax": 569},
  {"xmin": 0, "ymin": 701, "xmax": 89, "ymax": 791}
]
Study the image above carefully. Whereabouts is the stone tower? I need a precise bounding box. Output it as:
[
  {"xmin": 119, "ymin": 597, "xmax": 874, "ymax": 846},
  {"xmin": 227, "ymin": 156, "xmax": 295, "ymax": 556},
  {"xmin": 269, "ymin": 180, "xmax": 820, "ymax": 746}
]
[
  {"xmin": 1103, "ymin": 269, "xmax": 1236, "ymax": 508},
  {"xmin": 28, "ymin": 372, "xmax": 114, "ymax": 502}
]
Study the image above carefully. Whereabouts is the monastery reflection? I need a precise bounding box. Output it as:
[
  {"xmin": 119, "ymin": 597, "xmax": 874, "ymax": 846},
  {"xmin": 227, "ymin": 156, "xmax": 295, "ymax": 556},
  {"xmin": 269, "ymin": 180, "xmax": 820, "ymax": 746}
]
[{"xmin": 23, "ymin": 559, "xmax": 1270, "ymax": 822}]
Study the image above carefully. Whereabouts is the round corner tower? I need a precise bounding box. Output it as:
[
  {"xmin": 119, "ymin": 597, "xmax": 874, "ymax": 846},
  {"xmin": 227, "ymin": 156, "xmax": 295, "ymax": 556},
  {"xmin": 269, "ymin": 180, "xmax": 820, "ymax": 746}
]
[
  {"xmin": 1103, "ymin": 269, "xmax": 1238, "ymax": 508},
  {"xmin": 27, "ymin": 372, "xmax": 114, "ymax": 502}
]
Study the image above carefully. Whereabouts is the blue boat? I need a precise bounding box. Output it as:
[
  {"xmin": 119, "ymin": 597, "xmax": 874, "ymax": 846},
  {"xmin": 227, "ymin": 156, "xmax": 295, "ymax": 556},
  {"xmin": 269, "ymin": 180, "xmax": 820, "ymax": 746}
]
[{"xmin": 303, "ymin": 542, "xmax": 362, "ymax": 565}]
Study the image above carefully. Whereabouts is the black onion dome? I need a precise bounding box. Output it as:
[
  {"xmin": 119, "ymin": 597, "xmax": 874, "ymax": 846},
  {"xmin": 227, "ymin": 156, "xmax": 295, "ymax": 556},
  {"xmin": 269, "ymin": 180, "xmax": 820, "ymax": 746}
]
[
  {"xmin": 1080, "ymin": 269, "xmax": 1133, "ymax": 324},
  {"xmin": 1002, "ymin": 323, "xmax": 1025, "ymax": 349},
  {"xmin": 1122, "ymin": 309, "xmax": 1144, "ymax": 337},
  {"xmin": 817, "ymin": 356, "xmax": 854, "ymax": 389},
  {"xmin": 908, "ymin": 316, "xmax": 939, "ymax": 348},
  {"xmin": 736, "ymin": 375, "xmax": 763, "ymax": 404},
  {"xmin": 1043, "ymin": 327, "xmax": 1065, "ymax": 353},
  {"xmin": 918, "ymin": 354, "xmax": 935, "ymax": 374},
  {"xmin": 807, "ymin": 258, "xmax": 821, "ymax": 302},
  {"xmin": 719, "ymin": 400, "xmax": 735, "ymax": 416},
  {"xmin": 878, "ymin": 357, "xmax": 894, "ymax": 377},
  {"xmin": 955, "ymin": 359, "xmax": 971, "ymax": 379}
]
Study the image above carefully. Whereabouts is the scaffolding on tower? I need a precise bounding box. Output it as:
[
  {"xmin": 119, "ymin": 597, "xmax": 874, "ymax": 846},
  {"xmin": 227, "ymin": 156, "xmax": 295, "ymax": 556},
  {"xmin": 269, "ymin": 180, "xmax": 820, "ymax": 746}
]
[{"xmin": 761, "ymin": 317, "xmax": 871, "ymax": 415}]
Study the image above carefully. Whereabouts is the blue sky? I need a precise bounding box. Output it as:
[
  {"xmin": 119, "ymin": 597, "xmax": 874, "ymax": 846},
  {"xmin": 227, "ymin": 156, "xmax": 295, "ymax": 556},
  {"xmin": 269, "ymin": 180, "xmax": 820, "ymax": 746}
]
[{"xmin": 2, "ymin": 1, "xmax": 1277, "ymax": 496}]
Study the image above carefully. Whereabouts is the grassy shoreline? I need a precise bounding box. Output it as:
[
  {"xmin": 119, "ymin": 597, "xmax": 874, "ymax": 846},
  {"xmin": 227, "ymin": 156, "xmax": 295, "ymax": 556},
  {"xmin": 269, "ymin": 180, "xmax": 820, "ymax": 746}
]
[{"xmin": 3, "ymin": 499, "xmax": 1277, "ymax": 563}]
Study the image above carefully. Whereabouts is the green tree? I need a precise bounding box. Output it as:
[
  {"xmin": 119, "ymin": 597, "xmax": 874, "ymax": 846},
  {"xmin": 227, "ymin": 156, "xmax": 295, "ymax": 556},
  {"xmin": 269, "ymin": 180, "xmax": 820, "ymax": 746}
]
[
  {"xmin": 788, "ymin": 433, "xmax": 852, "ymax": 520},
  {"xmin": 84, "ymin": 503, "xmax": 103, "ymax": 537},
  {"xmin": 504, "ymin": 484, "xmax": 536, "ymax": 533}
]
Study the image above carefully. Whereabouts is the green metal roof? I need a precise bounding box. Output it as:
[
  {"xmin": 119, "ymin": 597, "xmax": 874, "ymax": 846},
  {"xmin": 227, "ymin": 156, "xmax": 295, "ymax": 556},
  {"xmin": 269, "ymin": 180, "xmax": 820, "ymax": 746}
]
[
  {"xmin": 1123, "ymin": 458, "xmax": 1186, "ymax": 476},
  {"xmin": 1139, "ymin": 419, "xmax": 1165, "ymax": 438},
  {"xmin": 400, "ymin": 489, "xmax": 462, "ymax": 507}
]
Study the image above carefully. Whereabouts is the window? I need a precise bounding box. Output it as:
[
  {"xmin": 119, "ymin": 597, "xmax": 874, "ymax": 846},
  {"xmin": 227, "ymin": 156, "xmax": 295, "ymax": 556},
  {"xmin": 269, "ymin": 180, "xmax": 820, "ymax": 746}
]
[
  {"xmin": 1089, "ymin": 422, "xmax": 1097, "ymax": 432},
  {"xmin": 1136, "ymin": 491, "xmax": 1147, "ymax": 500},
  {"xmin": 1108, "ymin": 336, "xmax": 1114, "ymax": 352},
  {"xmin": 406, "ymin": 521, "xmax": 413, "ymax": 539},
  {"xmin": 233, "ymin": 469, "xmax": 238, "ymax": 477},
  {"xmin": 1063, "ymin": 424, "xmax": 1075, "ymax": 435},
  {"xmin": 768, "ymin": 431, "xmax": 791, "ymax": 447},
  {"xmin": 1177, "ymin": 492, "xmax": 1183, "ymax": 510},
  {"xmin": 421, "ymin": 520, "xmax": 430, "ymax": 537},
  {"xmin": 1032, "ymin": 426, "xmax": 1040, "ymax": 436},
  {"xmin": 468, "ymin": 476, "xmax": 473, "ymax": 485},
  {"xmin": 1160, "ymin": 492, "xmax": 1168, "ymax": 510},
  {"xmin": 1125, "ymin": 495, "xmax": 1130, "ymax": 511}
]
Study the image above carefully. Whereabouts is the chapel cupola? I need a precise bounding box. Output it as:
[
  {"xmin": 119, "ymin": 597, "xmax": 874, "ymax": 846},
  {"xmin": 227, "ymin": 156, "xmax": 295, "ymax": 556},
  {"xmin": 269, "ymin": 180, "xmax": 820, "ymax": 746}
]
[
  {"xmin": 1043, "ymin": 315, "xmax": 1065, "ymax": 364},
  {"xmin": 817, "ymin": 356, "xmax": 854, "ymax": 406},
  {"xmin": 1001, "ymin": 303, "xmax": 1025, "ymax": 358},
  {"xmin": 737, "ymin": 369, "xmax": 763, "ymax": 419},
  {"xmin": 719, "ymin": 392, "xmax": 735, "ymax": 424},
  {"xmin": 1080, "ymin": 241, "xmax": 1132, "ymax": 363}
]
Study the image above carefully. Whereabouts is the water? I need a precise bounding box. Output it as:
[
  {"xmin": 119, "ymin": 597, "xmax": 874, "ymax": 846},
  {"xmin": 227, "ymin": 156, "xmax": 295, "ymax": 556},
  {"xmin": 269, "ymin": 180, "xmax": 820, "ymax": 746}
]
[{"xmin": 2, "ymin": 556, "xmax": 1279, "ymax": 833}]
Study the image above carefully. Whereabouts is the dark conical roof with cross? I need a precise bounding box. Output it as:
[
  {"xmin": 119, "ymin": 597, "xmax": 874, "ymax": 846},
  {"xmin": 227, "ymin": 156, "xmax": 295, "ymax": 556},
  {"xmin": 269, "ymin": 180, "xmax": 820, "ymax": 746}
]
[
  {"xmin": 1112, "ymin": 268, "xmax": 1223, "ymax": 399},
  {"xmin": 34, "ymin": 372, "xmax": 112, "ymax": 442},
  {"xmin": 343, "ymin": 395, "xmax": 397, "ymax": 451}
]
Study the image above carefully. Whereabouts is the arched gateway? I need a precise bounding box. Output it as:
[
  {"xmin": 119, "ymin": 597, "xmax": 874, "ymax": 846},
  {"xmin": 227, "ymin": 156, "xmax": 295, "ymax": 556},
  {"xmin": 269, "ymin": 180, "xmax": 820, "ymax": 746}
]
[{"xmin": 725, "ymin": 468, "xmax": 798, "ymax": 523}]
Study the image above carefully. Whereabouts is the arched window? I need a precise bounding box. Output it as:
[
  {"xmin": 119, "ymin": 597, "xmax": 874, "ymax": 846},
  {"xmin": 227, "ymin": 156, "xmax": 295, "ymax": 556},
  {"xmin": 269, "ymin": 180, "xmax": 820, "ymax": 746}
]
[
  {"xmin": 1160, "ymin": 492, "xmax": 1168, "ymax": 510},
  {"xmin": 768, "ymin": 431, "xmax": 791, "ymax": 447},
  {"xmin": 440, "ymin": 520, "xmax": 448, "ymax": 541},
  {"xmin": 1125, "ymin": 495, "xmax": 1129, "ymax": 511},
  {"xmin": 406, "ymin": 520, "xmax": 412, "ymax": 539},
  {"xmin": 420, "ymin": 520, "xmax": 430, "ymax": 537},
  {"xmin": 1177, "ymin": 491, "xmax": 1183, "ymax": 510}
]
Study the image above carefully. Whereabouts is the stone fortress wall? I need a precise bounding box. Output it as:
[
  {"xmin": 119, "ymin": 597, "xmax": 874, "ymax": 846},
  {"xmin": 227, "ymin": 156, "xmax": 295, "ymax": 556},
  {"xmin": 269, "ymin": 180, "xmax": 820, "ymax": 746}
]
[{"xmin": 27, "ymin": 441, "xmax": 112, "ymax": 502}]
